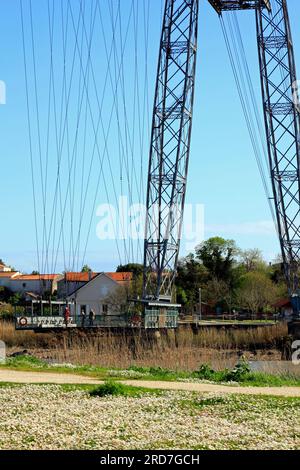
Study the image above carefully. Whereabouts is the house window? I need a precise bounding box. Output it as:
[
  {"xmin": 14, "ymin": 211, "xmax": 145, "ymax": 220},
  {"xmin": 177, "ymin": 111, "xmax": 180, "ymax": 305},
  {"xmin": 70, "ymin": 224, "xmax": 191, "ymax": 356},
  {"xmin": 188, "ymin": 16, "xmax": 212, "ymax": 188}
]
[
  {"xmin": 22, "ymin": 283, "xmax": 26, "ymax": 288},
  {"xmin": 102, "ymin": 304, "xmax": 108, "ymax": 314}
]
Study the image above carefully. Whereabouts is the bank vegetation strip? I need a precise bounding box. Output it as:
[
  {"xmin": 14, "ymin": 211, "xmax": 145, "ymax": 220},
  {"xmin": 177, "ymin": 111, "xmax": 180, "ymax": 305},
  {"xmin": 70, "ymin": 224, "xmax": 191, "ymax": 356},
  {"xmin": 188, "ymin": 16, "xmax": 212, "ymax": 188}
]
[{"xmin": 0, "ymin": 369, "xmax": 300, "ymax": 397}]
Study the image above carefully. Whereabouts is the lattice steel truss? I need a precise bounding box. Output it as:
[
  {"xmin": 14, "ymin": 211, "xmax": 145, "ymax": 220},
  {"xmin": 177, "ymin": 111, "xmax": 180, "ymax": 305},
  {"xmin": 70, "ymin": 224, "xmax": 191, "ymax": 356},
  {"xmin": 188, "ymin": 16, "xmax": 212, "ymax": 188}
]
[
  {"xmin": 143, "ymin": 0, "xmax": 199, "ymax": 302},
  {"xmin": 209, "ymin": 0, "xmax": 270, "ymax": 14},
  {"xmin": 208, "ymin": 0, "xmax": 300, "ymax": 314},
  {"xmin": 256, "ymin": 0, "xmax": 300, "ymax": 312},
  {"xmin": 143, "ymin": 0, "xmax": 300, "ymax": 315}
]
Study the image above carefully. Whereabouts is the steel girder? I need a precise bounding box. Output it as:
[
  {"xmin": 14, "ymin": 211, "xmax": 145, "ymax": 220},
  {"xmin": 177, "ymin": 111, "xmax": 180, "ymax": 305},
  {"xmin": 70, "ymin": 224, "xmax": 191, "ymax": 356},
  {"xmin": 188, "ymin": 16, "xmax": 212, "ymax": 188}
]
[
  {"xmin": 208, "ymin": 0, "xmax": 300, "ymax": 315},
  {"xmin": 209, "ymin": 0, "xmax": 270, "ymax": 14},
  {"xmin": 256, "ymin": 0, "xmax": 300, "ymax": 314},
  {"xmin": 143, "ymin": 0, "xmax": 199, "ymax": 302}
]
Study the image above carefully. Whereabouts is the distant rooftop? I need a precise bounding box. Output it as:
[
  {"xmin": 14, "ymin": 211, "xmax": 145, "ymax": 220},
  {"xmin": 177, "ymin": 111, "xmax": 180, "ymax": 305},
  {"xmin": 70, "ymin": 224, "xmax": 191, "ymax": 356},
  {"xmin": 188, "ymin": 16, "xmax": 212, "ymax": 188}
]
[
  {"xmin": 13, "ymin": 274, "xmax": 60, "ymax": 281},
  {"xmin": 0, "ymin": 272, "xmax": 19, "ymax": 278},
  {"xmin": 63, "ymin": 272, "xmax": 98, "ymax": 282},
  {"xmin": 63, "ymin": 272, "xmax": 133, "ymax": 283}
]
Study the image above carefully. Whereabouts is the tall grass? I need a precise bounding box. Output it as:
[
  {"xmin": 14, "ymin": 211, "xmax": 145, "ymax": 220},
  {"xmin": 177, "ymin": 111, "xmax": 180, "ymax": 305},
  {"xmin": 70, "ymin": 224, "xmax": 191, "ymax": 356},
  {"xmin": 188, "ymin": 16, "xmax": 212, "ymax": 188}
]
[
  {"xmin": 0, "ymin": 321, "xmax": 53, "ymax": 349},
  {"xmin": 0, "ymin": 321, "xmax": 288, "ymax": 371}
]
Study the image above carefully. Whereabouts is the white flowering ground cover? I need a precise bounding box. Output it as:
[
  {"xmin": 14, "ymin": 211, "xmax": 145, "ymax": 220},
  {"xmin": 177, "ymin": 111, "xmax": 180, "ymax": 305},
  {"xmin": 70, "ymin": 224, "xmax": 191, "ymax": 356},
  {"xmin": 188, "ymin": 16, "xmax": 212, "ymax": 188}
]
[{"xmin": 0, "ymin": 384, "xmax": 299, "ymax": 450}]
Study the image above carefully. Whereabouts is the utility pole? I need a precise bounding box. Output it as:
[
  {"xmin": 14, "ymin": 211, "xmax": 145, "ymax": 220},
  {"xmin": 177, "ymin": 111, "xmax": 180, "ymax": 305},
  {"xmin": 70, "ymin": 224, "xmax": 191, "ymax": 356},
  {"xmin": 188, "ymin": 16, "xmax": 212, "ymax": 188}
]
[{"xmin": 198, "ymin": 287, "xmax": 202, "ymax": 324}]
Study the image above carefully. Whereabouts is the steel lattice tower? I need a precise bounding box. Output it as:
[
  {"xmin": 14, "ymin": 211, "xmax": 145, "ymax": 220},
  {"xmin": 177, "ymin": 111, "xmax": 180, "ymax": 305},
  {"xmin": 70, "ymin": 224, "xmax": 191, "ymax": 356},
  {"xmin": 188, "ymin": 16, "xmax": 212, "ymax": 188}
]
[
  {"xmin": 256, "ymin": 0, "xmax": 300, "ymax": 314},
  {"xmin": 209, "ymin": 0, "xmax": 300, "ymax": 317},
  {"xmin": 143, "ymin": 0, "xmax": 300, "ymax": 318},
  {"xmin": 143, "ymin": 0, "xmax": 199, "ymax": 302}
]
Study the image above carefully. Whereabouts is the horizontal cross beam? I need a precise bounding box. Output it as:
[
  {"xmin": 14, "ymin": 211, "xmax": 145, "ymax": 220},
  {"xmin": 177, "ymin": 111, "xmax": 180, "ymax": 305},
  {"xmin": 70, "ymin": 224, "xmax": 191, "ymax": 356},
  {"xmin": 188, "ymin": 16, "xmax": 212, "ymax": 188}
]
[{"xmin": 208, "ymin": 0, "xmax": 271, "ymax": 14}]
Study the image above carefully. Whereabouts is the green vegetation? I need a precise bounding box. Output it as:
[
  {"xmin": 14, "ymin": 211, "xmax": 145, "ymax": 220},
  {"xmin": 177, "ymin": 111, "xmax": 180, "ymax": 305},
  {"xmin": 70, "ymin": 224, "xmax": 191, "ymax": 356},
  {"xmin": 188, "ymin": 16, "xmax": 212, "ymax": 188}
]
[
  {"xmin": 179, "ymin": 393, "xmax": 300, "ymax": 419},
  {"xmin": 110, "ymin": 238, "xmax": 286, "ymax": 315},
  {"xmin": 128, "ymin": 365, "xmax": 188, "ymax": 381},
  {"xmin": 192, "ymin": 361, "xmax": 300, "ymax": 386},
  {"xmin": 2, "ymin": 355, "xmax": 108, "ymax": 378},
  {"xmin": 130, "ymin": 363, "xmax": 300, "ymax": 387},
  {"xmin": 81, "ymin": 265, "xmax": 93, "ymax": 273},
  {"xmin": 2, "ymin": 355, "xmax": 299, "ymax": 387},
  {"xmin": 0, "ymin": 237, "xmax": 288, "ymax": 316},
  {"xmin": 90, "ymin": 381, "xmax": 159, "ymax": 398},
  {"xmin": 176, "ymin": 237, "xmax": 286, "ymax": 314},
  {"xmin": 5, "ymin": 355, "xmax": 46, "ymax": 368},
  {"xmin": 0, "ymin": 301, "xmax": 14, "ymax": 320},
  {"xmin": 0, "ymin": 381, "xmax": 156, "ymax": 397},
  {"xmin": 116, "ymin": 263, "xmax": 144, "ymax": 277}
]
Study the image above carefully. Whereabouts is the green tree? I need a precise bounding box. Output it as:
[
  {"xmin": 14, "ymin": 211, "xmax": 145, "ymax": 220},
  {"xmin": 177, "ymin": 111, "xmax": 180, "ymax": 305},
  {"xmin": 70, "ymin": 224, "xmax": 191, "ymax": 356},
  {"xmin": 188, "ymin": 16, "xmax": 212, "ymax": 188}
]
[
  {"xmin": 176, "ymin": 286, "xmax": 188, "ymax": 306},
  {"xmin": 269, "ymin": 257, "xmax": 287, "ymax": 286},
  {"xmin": 236, "ymin": 271, "xmax": 280, "ymax": 313},
  {"xmin": 204, "ymin": 278, "xmax": 235, "ymax": 313},
  {"xmin": 0, "ymin": 286, "xmax": 13, "ymax": 303},
  {"xmin": 176, "ymin": 254, "xmax": 208, "ymax": 308},
  {"xmin": 116, "ymin": 263, "xmax": 144, "ymax": 277},
  {"xmin": 81, "ymin": 265, "xmax": 92, "ymax": 273},
  {"xmin": 239, "ymin": 248, "xmax": 267, "ymax": 273},
  {"xmin": 116, "ymin": 264, "xmax": 144, "ymax": 303},
  {"xmin": 8, "ymin": 292, "xmax": 23, "ymax": 306},
  {"xmin": 196, "ymin": 237, "xmax": 238, "ymax": 283}
]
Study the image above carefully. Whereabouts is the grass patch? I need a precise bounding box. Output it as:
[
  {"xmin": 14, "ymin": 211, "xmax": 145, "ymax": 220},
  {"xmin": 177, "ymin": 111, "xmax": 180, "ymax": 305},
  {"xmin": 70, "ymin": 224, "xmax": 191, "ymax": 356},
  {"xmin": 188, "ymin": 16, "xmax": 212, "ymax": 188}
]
[
  {"xmin": 2, "ymin": 355, "xmax": 300, "ymax": 388},
  {"xmin": 128, "ymin": 365, "xmax": 190, "ymax": 381},
  {"xmin": 0, "ymin": 381, "xmax": 142, "ymax": 395},
  {"xmin": 0, "ymin": 382, "xmax": 23, "ymax": 389},
  {"xmin": 192, "ymin": 361, "xmax": 300, "ymax": 387},
  {"xmin": 129, "ymin": 363, "xmax": 300, "ymax": 387},
  {"xmin": 1, "ymin": 355, "xmax": 108, "ymax": 378},
  {"xmin": 0, "ymin": 382, "xmax": 99, "ymax": 392},
  {"xmin": 5, "ymin": 355, "xmax": 47, "ymax": 368},
  {"xmin": 180, "ymin": 393, "xmax": 300, "ymax": 415},
  {"xmin": 89, "ymin": 381, "xmax": 160, "ymax": 398}
]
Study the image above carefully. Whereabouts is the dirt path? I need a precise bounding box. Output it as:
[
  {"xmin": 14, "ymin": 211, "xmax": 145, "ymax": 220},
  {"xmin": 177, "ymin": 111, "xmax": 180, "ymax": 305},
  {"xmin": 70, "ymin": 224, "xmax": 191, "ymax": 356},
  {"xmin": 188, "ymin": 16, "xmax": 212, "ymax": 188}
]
[
  {"xmin": 0, "ymin": 369, "xmax": 100, "ymax": 385},
  {"xmin": 0, "ymin": 369, "xmax": 300, "ymax": 397},
  {"xmin": 124, "ymin": 380, "xmax": 300, "ymax": 397}
]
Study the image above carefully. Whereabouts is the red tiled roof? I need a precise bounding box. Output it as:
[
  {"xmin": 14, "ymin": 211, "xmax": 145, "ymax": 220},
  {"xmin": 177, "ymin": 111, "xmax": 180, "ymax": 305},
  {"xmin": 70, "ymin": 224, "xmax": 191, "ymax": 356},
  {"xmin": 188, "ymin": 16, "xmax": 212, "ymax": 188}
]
[
  {"xmin": 0, "ymin": 272, "xmax": 19, "ymax": 278},
  {"xmin": 14, "ymin": 274, "xmax": 59, "ymax": 281},
  {"xmin": 64, "ymin": 272, "xmax": 99, "ymax": 282},
  {"xmin": 106, "ymin": 272, "xmax": 133, "ymax": 283},
  {"xmin": 63, "ymin": 272, "xmax": 132, "ymax": 283}
]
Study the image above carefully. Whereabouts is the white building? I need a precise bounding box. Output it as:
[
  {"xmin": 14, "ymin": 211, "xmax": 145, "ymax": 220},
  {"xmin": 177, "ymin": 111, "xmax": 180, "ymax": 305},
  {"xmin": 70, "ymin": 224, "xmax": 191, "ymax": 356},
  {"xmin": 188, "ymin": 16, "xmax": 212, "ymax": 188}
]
[
  {"xmin": 66, "ymin": 272, "xmax": 132, "ymax": 317},
  {"xmin": 5, "ymin": 274, "xmax": 62, "ymax": 297},
  {"xmin": 0, "ymin": 271, "xmax": 20, "ymax": 288},
  {"xmin": 57, "ymin": 272, "xmax": 98, "ymax": 299},
  {"xmin": 0, "ymin": 262, "xmax": 13, "ymax": 273}
]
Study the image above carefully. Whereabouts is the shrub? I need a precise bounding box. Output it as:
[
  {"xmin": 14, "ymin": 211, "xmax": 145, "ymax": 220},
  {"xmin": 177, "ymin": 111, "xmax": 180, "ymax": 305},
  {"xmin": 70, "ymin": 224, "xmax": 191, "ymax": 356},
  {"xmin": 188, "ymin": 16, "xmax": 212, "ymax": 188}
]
[
  {"xmin": 223, "ymin": 358, "xmax": 251, "ymax": 382},
  {"xmin": 0, "ymin": 303, "xmax": 14, "ymax": 321},
  {"xmin": 0, "ymin": 287, "xmax": 13, "ymax": 303},
  {"xmin": 195, "ymin": 364, "xmax": 215, "ymax": 380},
  {"xmin": 6, "ymin": 355, "xmax": 47, "ymax": 369},
  {"xmin": 90, "ymin": 381, "xmax": 135, "ymax": 397},
  {"xmin": 89, "ymin": 381, "xmax": 156, "ymax": 398},
  {"xmin": 194, "ymin": 360, "xmax": 251, "ymax": 383}
]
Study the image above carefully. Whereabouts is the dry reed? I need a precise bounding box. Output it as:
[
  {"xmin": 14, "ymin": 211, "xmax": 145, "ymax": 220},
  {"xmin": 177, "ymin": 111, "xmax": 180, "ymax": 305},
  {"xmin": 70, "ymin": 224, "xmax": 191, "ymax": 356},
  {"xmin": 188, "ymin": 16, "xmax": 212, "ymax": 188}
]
[{"xmin": 0, "ymin": 320, "xmax": 288, "ymax": 371}]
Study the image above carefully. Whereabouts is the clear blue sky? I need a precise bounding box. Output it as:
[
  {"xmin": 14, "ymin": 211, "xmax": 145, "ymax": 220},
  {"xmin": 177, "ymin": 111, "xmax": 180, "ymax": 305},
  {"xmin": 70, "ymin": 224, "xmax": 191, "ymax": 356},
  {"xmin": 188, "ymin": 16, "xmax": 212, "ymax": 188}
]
[{"xmin": 0, "ymin": 0, "xmax": 299, "ymax": 274}]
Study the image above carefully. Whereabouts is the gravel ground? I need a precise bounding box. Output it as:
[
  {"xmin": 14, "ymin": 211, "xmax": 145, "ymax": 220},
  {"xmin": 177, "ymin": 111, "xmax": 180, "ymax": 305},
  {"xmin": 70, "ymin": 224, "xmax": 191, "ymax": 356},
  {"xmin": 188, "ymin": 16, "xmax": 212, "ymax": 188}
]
[{"xmin": 0, "ymin": 385, "xmax": 299, "ymax": 450}]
